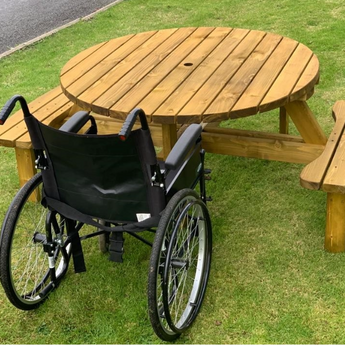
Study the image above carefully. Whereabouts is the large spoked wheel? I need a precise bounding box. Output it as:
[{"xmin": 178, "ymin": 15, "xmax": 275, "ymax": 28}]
[
  {"xmin": 148, "ymin": 189, "xmax": 212, "ymax": 341},
  {"xmin": 0, "ymin": 173, "xmax": 71, "ymax": 310}
]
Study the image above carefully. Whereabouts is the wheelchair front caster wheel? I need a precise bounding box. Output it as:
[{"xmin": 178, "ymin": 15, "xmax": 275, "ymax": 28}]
[{"xmin": 148, "ymin": 189, "xmax": 212, "ymax": 341}]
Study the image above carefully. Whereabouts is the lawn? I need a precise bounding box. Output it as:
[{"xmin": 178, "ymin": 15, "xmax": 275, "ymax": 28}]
[{"xmin": 1, "ymin": 0, "xmax": 345, "ymax": 343}]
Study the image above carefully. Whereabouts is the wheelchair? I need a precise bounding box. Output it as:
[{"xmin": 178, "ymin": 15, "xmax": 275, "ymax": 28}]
[{"xmin": 0, "ymin": 95, "xmax": 212, "ymax": 341}]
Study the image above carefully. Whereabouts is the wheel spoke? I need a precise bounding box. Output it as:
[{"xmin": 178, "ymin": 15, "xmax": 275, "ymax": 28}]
[
  {"xmin": 148, "ymin": 189, "xmax": 211, "ymax": 341},
  {"xmin": 0, "ymin": 174, "xmax": 71, "ymax": 309}
]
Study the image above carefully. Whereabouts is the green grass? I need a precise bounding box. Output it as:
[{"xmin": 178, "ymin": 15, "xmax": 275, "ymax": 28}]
[{"xmin": 1, "ymin": 0, "xmax": 345, "ymax": 343}]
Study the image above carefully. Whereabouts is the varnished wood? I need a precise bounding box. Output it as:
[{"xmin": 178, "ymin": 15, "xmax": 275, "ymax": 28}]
[
  {"xmin": 285, "ymin": 101, "xmax": 327, "ymax": 145},
  {"xmin": 162, "ymin": 123, "xmax": 178, "ymax": 159},
  {"xmin": 61, "ymin": 27, "xmax": 322, "ymax": 126},
  {"xmin": 260, "ymin": 45, "xmax": 315, "ymax": 112},
  {"xmin": 201, "ymin": 130, "xmax": 324, "ymax": 164},
  {"xmin": 60, "ymin": 27, "xmax": 326, "ymax": 163},
  {"xmin": 229, "ymin": 36, "xmax": 297, "ymax": 118},
  {"xmin": 15, "ymin": 147, "xmax": 37, "ymax": 188},
  {"xmin": 299, "ymin": 100, "xmax": 345, "ymax": 253},
  {"xmin": 322, "ymin": 133, "xmax": 345, "ymax": 193},
  {"xmin": 300, "ymin": 101, "xmax": 345, "ymax": 191},
  {"xmin": 279, "ymin": 107, "xmax": 289, "ymax": 134},
  {"xmin": 325, "ymin": 193, "xmax": 345, "ymax": 253}
]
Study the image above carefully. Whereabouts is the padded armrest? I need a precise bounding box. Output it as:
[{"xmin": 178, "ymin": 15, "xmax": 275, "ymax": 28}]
[
  {"xmin": 165, "ymin": 124, "xmax": 202, "ymax": 170},
  {"xmin": 59, "ymin": 111, "xmax": 91, "ymax": 133}
]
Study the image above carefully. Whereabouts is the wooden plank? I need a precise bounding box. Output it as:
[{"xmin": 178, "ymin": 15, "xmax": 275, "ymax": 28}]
[
  {"xmin": 0, "ymin": 93, "xmax": 72, "ymax": 147},
  {"xmin": 60, "ymin": 35, "xmax": 134, "ymax": 90},
  {"xmin": 154, "ymin": 29, "xmax": 250, "ymax": 123},
  {"xmin": 325, "ymin": 193, "xmax": 345, "ymax": 253},
  {"xmin": 75, "ymin": 30, "xmax": 179, "ymax": 114},
  {"xmin": 0, "ymin": 86, "xmax": 63, "ymax": 137},
  {"xmin": 231, "ymin": 37, "xmax": 298, "ymax": 118},
  {"xmin": 322, "ymin": 134, "xmax": 345, "ymax": 193},
  {"xmin": 201, "ymin": 131, "xmax": 324, "ymax": 164},
  {"xmin": 300, "ymin": 100, "xmax": 345, "ymax": 190},
  {"xmin": 202, "ymin": 32, "xmax": 282, "ymax": 122},
  {"xmin": 60, "ymin": 42, "xmax": 106, "ymax": 76},
  {"xmin": 290, "ymin": 54, "xmax": 319, "ymax": 102},
  {"xmin": 285, "ymin": 100, "xmax": 327, "ymax": 145},
  {"xmin": 10, "ymin": 95, "xmax": 73, "ymax": 149},
  {"xmin": 202, "ymin": 126, "xmax": 304, "ymax": 143},
  {"xmin": 113, "ymin": 27, "xmax": 232, "ymax": 121},
  {"xmin": 62, "ymin": 31, "xmax": 157, "ymax": 104},
  {"xmin": 91, "ymin": 27, "xmax": 199, "ymax": 118},
  {"xmin": 177, "ymin": 29, "xmax": 262, "ymax": 122},
  {"xmin": 260, "ymin": 44, "xmax": 313, "ymax": 112}
]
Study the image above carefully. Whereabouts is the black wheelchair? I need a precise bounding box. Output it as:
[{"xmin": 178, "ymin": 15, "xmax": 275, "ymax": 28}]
[{"xmin": 0, "ymin": 95, "xmax": 212, "ymax": 341}]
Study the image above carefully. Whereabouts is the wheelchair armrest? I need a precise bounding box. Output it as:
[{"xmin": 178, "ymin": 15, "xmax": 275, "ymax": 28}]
[
  {"xmin": 59, "ymin": 111, "xmax": 96, "ymax": 133},
  {"xmin": 165, "ymin": 124, "xmax": 202, "ymax": 170}
]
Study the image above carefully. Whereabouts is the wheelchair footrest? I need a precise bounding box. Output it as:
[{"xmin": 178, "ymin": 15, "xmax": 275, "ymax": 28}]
[{"xmin": 108, "ymin": 232, "xmax": 125, "ymax": 263}]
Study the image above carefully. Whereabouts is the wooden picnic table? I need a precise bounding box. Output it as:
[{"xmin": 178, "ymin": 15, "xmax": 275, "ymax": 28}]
[{"xmin": 60, "ymin": 27, "xmax": 327, "ymax": 162}]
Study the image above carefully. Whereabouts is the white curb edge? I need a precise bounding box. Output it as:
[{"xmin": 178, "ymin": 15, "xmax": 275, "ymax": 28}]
[{"xmin": 0, "ymin": 0, "xmax": 126, "ymax": 60}]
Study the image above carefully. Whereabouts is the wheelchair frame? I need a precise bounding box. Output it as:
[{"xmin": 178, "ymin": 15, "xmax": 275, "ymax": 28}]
[{"xmin": 0, "ymin": 95, "xmax": 212, "ymax": 341}]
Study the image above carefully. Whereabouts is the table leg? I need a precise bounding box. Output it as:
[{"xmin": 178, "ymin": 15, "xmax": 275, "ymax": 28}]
[
  {"xmin": 15, "ymin": 147, "xmax": 40, "ymax": 202},
  {"xmin": 285, "ymin": 101, "xmax": 327, "ymax": 145},
  {"xmin": 325, "ymin": 193, "xmax": 345, "ymax": 253},
  {"xmin": 162, "ymin": 124, "xmax": 177, "ymax": 160},
  {"xmin": 279, "ymin": 107, "xmax": 289, "ymax": 134},
  {"xmin": 69, "ymin": 103, "xmax": 86, "ymax": 116},
  {"xmin": 15, "ymin": 147, "xmax": 36, "ymax": 187}
]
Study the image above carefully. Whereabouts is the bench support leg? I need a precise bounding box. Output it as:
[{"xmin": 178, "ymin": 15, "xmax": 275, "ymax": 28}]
[
  {"xmin": 325, "ymin": 193, "xmax": 345, "ymax": 253},
  {"xmin": 15, "ymin": 147, "xmax": 37, "ymax": 187},
  {"xmin": 285, "ymin": 101, "xmax": 327, "ymax": 145}
]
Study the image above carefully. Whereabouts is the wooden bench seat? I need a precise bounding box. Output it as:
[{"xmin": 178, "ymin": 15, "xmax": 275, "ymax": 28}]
[
  {"xmin": 0, "ymin": 86, "xmax": 170, "ymax": 187},
  {"xmin": 300, "ymin": 100, "xmax": 345, "ymax": 252}
]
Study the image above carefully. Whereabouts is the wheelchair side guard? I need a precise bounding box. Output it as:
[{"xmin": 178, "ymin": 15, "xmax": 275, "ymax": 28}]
[
  {"xmin": 59, "ymin": 111, "xmax": 97, "ymax": 134},
  {"xmin": 165, "ymin": 124, "xmax": 202, "ymax": 170}
]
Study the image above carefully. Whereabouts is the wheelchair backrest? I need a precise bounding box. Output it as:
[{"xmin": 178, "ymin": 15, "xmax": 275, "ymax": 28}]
[{"xmin": 32, "ymin": 119, "xmax": 164, "ymax": 223}]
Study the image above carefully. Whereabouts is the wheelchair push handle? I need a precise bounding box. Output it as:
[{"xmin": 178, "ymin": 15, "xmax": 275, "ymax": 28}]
[
  {"xmin": 0, "ymin": 95, "xmax": 31, "ymax": 125},
  {"xmin": 119, "ymin": 108, "xmax": 148, "ymax": 141}
]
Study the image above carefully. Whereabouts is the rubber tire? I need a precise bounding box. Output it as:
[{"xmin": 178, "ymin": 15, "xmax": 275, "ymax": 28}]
[
  {"xmin": 148, "ymin": 189, "xmax": 212, "ymax": 341},
  {"xmin": 0, "ymin": 173, "xmax": 70, "ymax": 310}
]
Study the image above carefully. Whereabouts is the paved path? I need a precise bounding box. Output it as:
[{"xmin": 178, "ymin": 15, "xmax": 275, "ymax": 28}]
[{"xmin": 0, "ymin": 0, "xmax": 123, "ymax": 55}]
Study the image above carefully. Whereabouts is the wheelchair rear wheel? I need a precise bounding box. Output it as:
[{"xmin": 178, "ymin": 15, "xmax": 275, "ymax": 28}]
[
  {"xmin": 148, "ymin": 189, "xmax": 212, "ymax": 341},
  {"xmin": 0, "ymin": 173, "xmax": 71, "ymax": 310}
]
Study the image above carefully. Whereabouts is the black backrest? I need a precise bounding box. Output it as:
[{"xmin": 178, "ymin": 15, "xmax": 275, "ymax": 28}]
[{"xmin": 35, "ymin": 120, "xmax": 163, "ymax": 222}]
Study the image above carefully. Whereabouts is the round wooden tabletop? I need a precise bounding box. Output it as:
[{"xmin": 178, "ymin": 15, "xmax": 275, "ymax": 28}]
[{"xmin": 60, "ymin": 27, "xmax": 319, "ymax": 124}]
